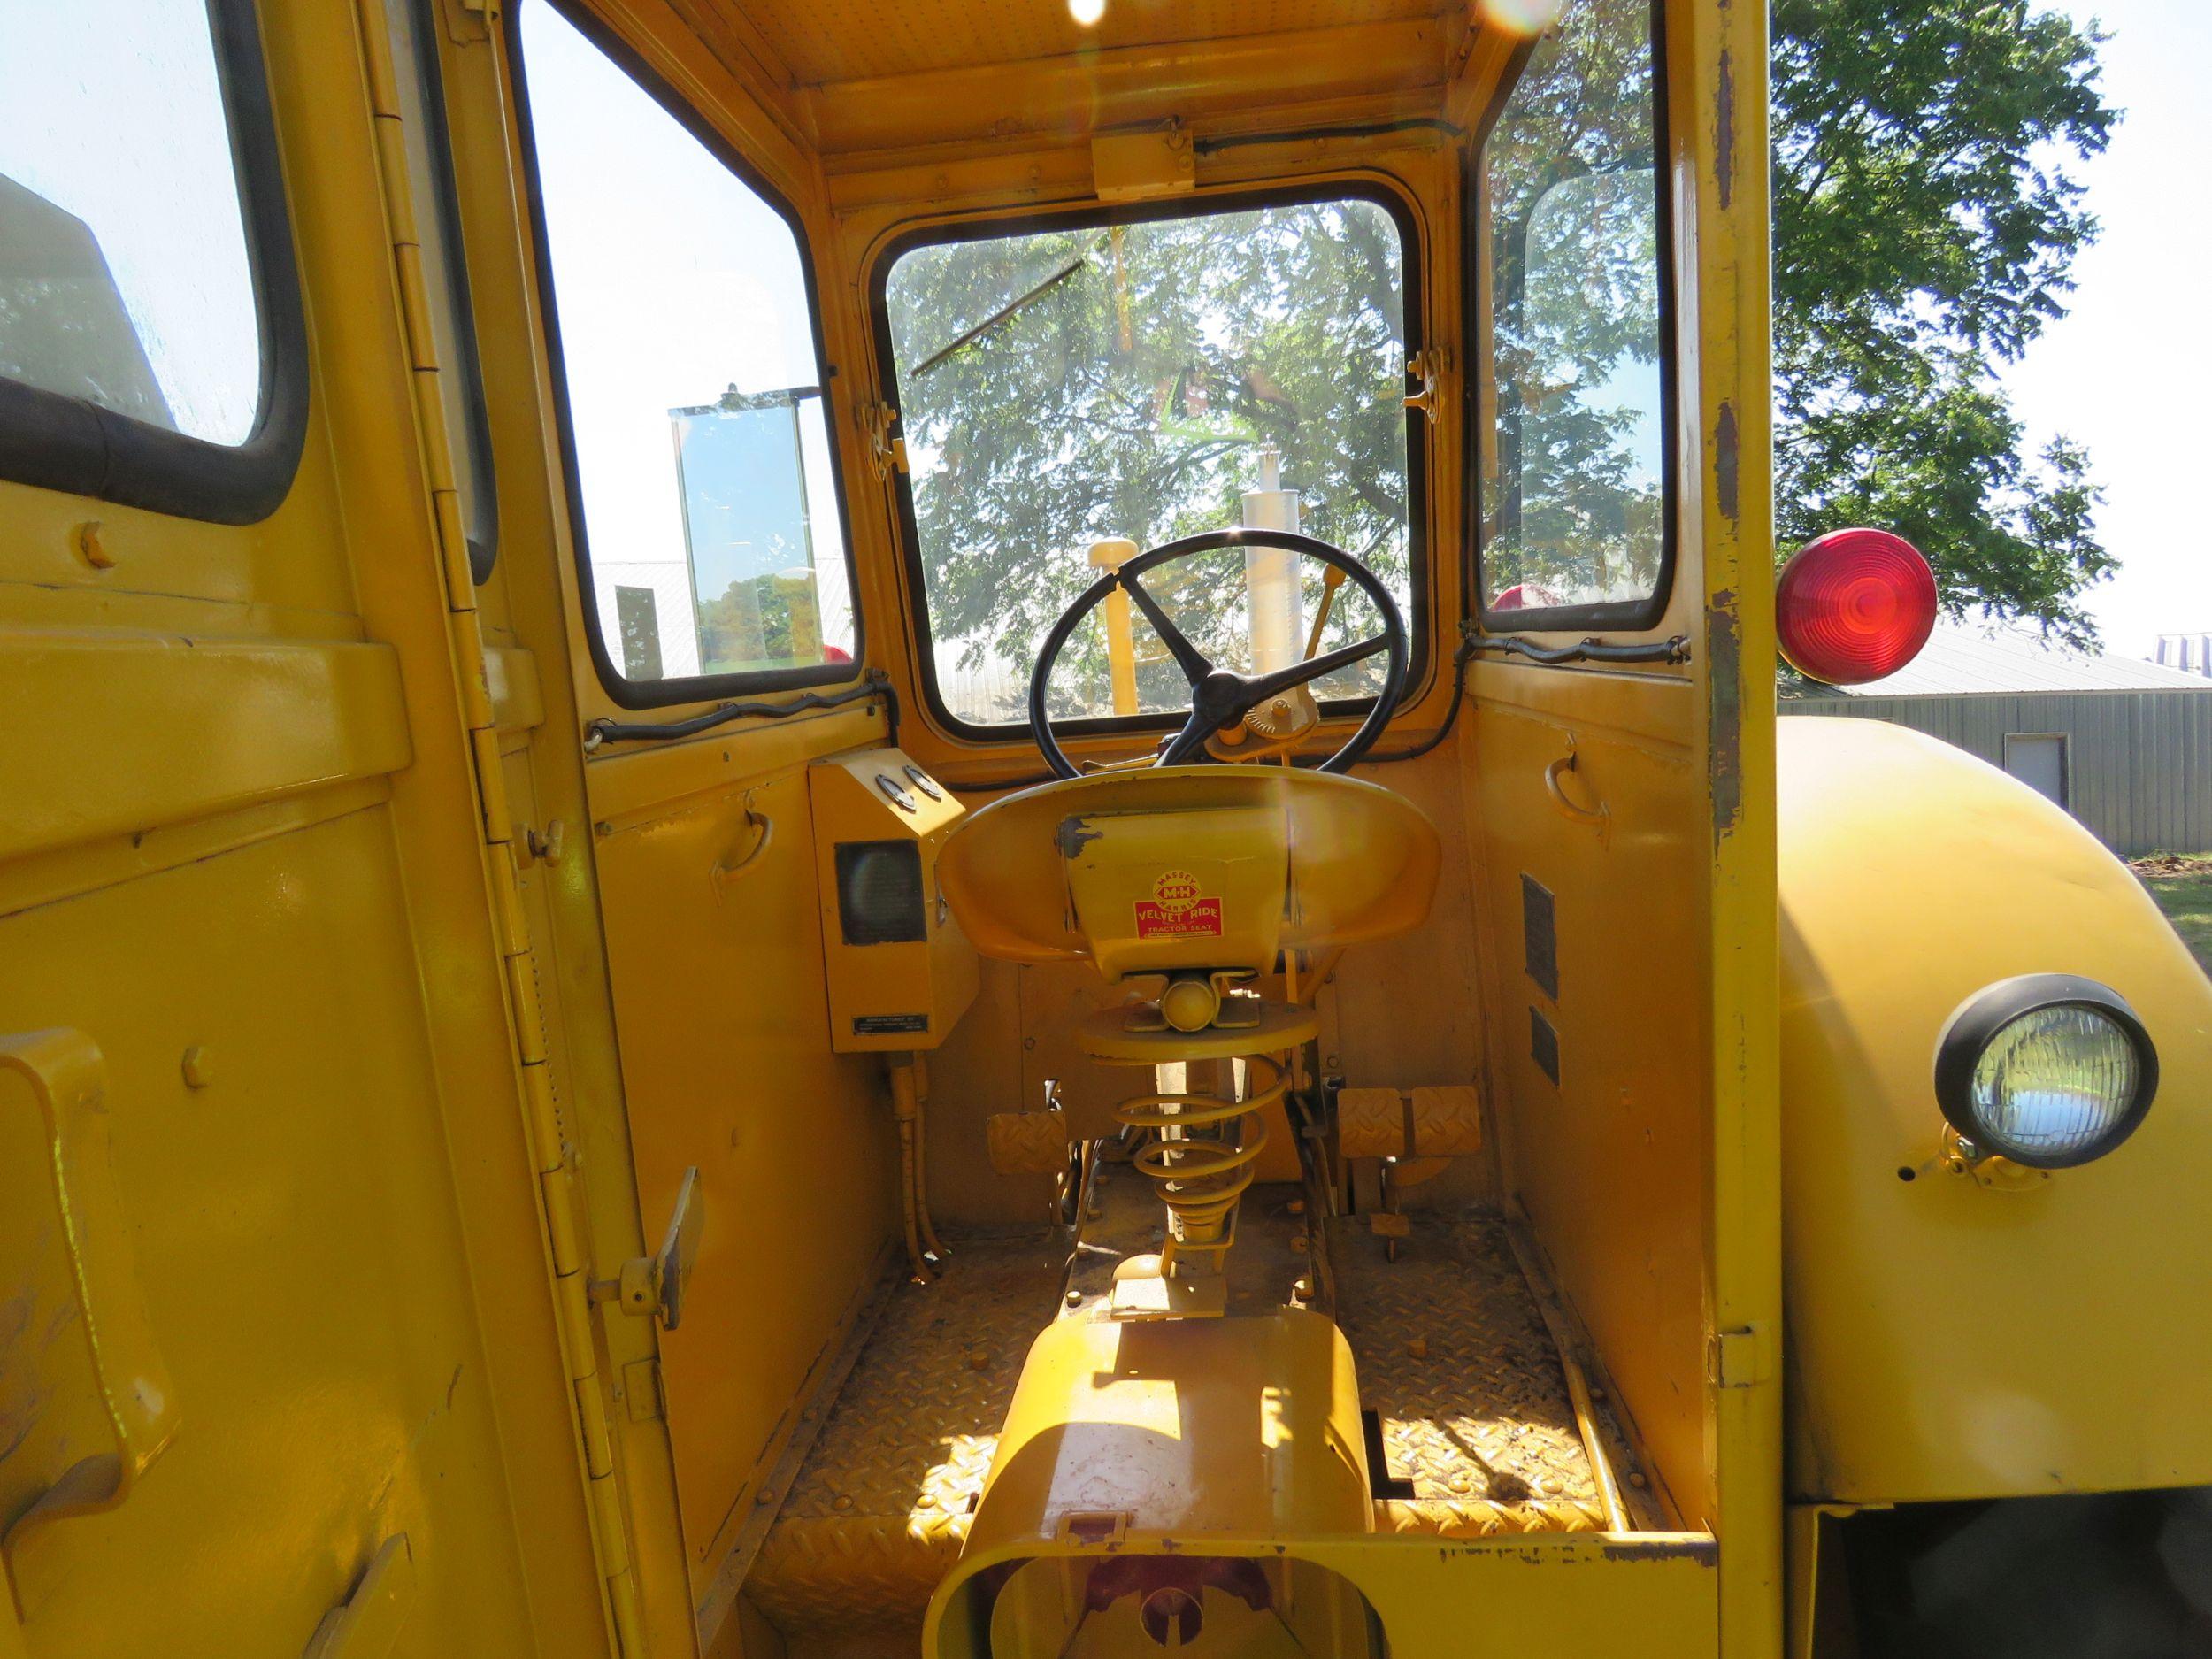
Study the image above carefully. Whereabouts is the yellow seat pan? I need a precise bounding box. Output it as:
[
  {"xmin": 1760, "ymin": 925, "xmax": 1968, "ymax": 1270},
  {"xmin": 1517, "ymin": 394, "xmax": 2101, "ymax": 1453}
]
[{"xmin": 939, "ymin": 765, "xmax": 1441, "ymax": 967}]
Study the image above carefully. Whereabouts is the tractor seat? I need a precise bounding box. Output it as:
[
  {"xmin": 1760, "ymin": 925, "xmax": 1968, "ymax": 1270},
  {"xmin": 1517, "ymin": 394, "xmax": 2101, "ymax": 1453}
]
[{"xmin": 939, "ymin": 765, "xmax": 1440, "ymax": 988}]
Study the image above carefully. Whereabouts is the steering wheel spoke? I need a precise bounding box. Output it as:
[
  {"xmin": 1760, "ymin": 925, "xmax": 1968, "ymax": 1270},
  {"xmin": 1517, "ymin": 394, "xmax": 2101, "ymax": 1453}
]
[
  {"xmin": 1156, "ymin": 705, "xmax": 1221, "ymax": 768},
  {"xmin": 1244, "ymin": 633, "xmax": 1389, "ymax": 703},
  {"xmin": 1118, "ymin": 572, "xmax": 1215, "ymax": 687}
]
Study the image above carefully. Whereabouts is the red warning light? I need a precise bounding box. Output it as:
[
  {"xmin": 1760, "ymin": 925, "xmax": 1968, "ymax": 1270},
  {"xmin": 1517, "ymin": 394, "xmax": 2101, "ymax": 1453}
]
[{"xmin": 1776, "ymin": 528, "xmax": 1938, "ymax": 685}]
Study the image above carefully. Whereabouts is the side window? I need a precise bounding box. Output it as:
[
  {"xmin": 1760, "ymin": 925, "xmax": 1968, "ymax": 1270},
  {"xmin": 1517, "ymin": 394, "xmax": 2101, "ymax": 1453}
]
[
  {"xmin": 0, "ymin": 0, "xmax": 307, "ymax": 520},
  {"xmin": 515, "ymin": 2, "xmax": 857, "ymax": 702},
  {"xmin": 1478, "ymin": 0, "xmax": 1672, "ymax": 624},
  {"xmin": 385, "ymin": 0, "xmax": 499, "ymax": 580}
]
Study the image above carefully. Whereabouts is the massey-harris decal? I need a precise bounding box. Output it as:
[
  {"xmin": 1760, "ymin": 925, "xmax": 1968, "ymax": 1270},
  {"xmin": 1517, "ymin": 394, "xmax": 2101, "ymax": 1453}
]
[{"xmin": 1135, "ymin": 869, "xmax": 1223, "ymax": 939}]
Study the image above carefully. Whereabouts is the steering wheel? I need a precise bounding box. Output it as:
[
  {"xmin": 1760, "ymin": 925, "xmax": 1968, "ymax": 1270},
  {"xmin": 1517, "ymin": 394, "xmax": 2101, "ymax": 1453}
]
[{"xmin": 1027, "ymin": 529, "xmax": 1409, "ymax": 780}]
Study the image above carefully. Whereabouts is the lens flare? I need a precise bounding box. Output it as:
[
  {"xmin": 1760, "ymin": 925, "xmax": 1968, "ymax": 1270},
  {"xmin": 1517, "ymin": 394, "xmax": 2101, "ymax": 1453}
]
[{"xmin": 1479, "ymin": 0, "xmax": 1564, "ymax": 34}]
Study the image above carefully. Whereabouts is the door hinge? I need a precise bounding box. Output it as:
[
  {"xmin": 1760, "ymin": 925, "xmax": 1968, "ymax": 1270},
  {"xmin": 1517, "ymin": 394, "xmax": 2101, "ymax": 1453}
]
[
  {"xmin": 1708, "ymin": 1323, "xmax": 1773, "ymax": 1389},
  {"xmin": 590, "ymin": 1166, "xmax": 703, "ymax": 1329}
]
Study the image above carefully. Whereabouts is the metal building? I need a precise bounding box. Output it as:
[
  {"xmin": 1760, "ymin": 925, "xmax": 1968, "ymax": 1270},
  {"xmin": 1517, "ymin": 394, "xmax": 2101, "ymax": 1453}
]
[{"xmin": 1783, "ymin": 624, "xmax": 2212, "ymax": 856}]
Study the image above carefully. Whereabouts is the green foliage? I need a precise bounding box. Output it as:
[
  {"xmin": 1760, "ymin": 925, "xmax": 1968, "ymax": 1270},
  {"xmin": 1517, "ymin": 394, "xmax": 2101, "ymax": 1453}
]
[
  {"xmin": 885, "ymin": 202, "xmax": 1409, "ymax": 716},
  {"xmin": 1771, "ymin": 0, "xmax": 2119, "ymax": 644}
]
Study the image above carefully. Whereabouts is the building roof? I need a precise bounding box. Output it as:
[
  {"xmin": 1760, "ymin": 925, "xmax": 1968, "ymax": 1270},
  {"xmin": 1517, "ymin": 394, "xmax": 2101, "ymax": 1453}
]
[{"xmin": 1824, "ymin": 622, "xmax": 2212, "ymax": 697}]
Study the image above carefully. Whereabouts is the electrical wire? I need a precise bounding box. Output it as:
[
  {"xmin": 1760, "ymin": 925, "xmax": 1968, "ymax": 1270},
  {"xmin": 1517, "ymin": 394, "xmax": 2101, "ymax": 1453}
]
[{"xmin": 584, "ymin": 669, "xmax": 895, "ymax": 748}]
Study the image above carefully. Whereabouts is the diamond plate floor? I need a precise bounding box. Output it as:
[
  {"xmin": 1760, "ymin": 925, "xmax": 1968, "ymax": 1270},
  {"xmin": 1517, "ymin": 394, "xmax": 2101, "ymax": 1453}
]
[
  {"xmin": 1330, "ymin": 1210, "xmax": 1617, "ymax": 1535},
  {"xmin": 745, "ymin": 1239, "xmax": 1064, "ymax": 1654}
]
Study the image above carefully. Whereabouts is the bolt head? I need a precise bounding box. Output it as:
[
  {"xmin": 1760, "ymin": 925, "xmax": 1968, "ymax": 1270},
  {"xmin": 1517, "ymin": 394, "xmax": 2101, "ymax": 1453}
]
[{"xmin": 180, "ymin": 1046, "xmax": 213, "ymax": 1088}]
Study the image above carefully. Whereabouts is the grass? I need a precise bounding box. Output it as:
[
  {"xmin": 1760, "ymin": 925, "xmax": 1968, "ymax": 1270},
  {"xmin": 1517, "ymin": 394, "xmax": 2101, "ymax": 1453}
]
[{"xmin": 2132, "ymin": 853, "xmax": 2212, "ymax": 975}]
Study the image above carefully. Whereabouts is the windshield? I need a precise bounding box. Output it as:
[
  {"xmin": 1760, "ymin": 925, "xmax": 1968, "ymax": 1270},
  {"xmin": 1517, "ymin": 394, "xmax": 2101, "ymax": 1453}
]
[{"xmin": 883, "ymin": 196, "xmax": 1416, "ymax": 727}]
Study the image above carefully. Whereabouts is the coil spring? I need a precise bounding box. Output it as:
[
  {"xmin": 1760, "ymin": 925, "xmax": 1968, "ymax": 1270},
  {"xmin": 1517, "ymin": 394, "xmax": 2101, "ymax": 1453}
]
[{"xmin": 1114, "ymin": 1050, "xmax": 1289, "ymax": 1266}]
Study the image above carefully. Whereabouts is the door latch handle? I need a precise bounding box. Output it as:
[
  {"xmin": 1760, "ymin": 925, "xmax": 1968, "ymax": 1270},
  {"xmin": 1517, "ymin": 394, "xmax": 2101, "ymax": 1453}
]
[
  {"xmin": 1542, "ymin": 734, "xmax": 1611, "ymax": 834},
  {"xmin": 2, "ymin": 1030, "xmax": 180, "ymax": 1615},
  {"xmin": 589, "ymin": 1166, "xmax": 703, "ymax": 1330}
]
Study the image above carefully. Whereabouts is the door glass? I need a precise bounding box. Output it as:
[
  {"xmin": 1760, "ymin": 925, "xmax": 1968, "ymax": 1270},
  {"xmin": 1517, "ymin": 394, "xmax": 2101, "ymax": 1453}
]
[
  {"xmin": 518, "ymin": 1, "xmax": 856, "ymax": 687},
  {"xmin": 1480, "ymin": 0, "xmax": 1670, "ymax": 616},
  {"xmin": 0, "ymin": 0, "xmax": 264, "ymax": 443},
  {"xmin": 882, "ymin": 198, "xmax": 1416, "ymax": 727}
]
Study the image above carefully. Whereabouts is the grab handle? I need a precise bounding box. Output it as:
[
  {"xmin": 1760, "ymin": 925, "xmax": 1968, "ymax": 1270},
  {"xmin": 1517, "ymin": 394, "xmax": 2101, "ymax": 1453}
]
[
  {"xmin": 1542, "ymin": 735, "xmax": 1610, "ymax": 832},
  {"xmin": 709, "ymin": 793, "xmax": 774, "ymax": 897},
  {"xmin": 2, "ymin": 1030, "xmax": 179, "ymax": 1614}
]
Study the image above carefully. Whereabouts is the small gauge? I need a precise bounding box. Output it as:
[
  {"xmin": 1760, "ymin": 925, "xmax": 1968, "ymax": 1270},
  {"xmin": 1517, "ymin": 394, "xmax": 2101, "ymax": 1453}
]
[
  {"xmin": 875, "ymin": 773, "xmax": 918, "ymax": 813},
  {"xmin": 902, "ymin": 764, "xmax": 944, "ymax": 801}
]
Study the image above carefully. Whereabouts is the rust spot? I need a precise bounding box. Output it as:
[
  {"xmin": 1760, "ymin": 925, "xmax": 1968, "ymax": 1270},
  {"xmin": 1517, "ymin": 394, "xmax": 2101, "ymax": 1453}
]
[
  {"xmin": 1713, "ymin": 49, "xmax": 1736, "ymax": 211},
  {"xmin": 1707, "ymin": 590, "xmax": 1743, "ymax": 845},
  {"xmin": 1601, "ymin": 1539, "xmax": 1719, "ymax": 1566},
  {"xmin": 1713, "ymin": 400, "xmax": 1740, "ymax": 529}
]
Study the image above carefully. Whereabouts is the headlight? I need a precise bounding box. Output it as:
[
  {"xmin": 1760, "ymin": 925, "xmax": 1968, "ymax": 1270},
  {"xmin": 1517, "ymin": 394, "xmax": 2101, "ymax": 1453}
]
[{"xmin": 1934, "ymin": 974, "xmax": 2158, "ymax": 1168}]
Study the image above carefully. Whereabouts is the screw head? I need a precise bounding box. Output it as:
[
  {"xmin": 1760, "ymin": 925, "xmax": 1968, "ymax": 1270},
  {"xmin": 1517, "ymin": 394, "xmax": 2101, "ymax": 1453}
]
[{"xmin": 180, "ymin": 1046, "xmax": 213, "ymax": 1089}]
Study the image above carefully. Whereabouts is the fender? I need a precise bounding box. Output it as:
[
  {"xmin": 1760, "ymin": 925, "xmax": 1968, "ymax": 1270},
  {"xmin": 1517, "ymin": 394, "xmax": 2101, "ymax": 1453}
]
[{"xmin": 1778, "ymin": 718, "xmax": 2212, "ymax": 1504}]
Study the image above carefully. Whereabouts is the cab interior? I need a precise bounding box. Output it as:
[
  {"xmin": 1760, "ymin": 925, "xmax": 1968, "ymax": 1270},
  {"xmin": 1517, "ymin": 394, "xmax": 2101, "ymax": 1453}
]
[{"xmin": 176, "ymin": 0, "xmax": 1733, "ymax": 1651}]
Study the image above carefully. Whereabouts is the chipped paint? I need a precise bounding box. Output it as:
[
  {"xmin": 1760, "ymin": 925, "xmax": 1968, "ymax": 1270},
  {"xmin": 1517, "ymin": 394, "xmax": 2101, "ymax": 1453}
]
[
  {"xmin": 1601, "ymin": 1539, "xmax": 1719, "ymax": 1566},
  {"xmin": 1706, "ymin": 591, "xmax": 1743, "ymax": 845},
  {"xmin": 1713, "ymin": 400, "xmax": 1740, "ymax": 529},
  {"xmin": 1712, "ymin": 49, "xmax": 1736, "ymax": 211}
]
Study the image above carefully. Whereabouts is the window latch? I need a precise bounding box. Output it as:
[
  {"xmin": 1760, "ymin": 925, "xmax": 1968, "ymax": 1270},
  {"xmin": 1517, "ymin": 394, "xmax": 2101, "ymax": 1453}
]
[
  {"xmin": 863, "ymin": 403, "xmax": 907, "ymax": 478},
  {"xmin": 1403, "ymin": 347, "xmax": 1450, "ymax": 419}
]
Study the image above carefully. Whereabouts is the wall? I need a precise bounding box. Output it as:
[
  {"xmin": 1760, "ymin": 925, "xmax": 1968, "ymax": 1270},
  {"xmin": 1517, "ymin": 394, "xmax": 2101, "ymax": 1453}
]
[{"xmin": 1784, "ymin": 690, "xmax": 2212, "ymax": 856}]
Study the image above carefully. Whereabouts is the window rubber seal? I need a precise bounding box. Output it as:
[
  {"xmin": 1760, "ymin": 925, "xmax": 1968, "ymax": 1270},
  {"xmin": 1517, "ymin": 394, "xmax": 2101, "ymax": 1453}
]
[{"xmin": 864, "ymin": 176, "xmax": 1434, "ymax": 747}]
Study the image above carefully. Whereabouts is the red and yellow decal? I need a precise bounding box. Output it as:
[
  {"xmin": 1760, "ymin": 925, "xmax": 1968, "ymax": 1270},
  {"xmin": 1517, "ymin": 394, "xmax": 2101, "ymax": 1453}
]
[{"xmin": 1134, "ymin": 869, "xmax": 1222, "ymax": 939}]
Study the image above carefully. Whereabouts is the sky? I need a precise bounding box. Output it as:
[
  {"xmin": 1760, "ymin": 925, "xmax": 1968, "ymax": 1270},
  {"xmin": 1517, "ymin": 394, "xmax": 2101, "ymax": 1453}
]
[{"xmin": 2000, "ymin": 0, "xmax": 2212, "ymax": 657}]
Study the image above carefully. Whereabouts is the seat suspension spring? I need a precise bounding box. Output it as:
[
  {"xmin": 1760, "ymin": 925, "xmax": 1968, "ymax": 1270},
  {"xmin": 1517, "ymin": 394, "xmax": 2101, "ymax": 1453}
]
[{"xmin": 1113, "ymin": 1048, "xmax": 1289, "ymax": 1273}]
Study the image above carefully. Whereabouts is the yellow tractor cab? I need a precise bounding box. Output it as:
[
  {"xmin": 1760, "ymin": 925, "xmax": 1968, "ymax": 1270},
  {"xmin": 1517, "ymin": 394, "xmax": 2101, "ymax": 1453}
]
[{"xmin": 4, "ymin": 1, "xmax": 2209, "ymax": 1657}]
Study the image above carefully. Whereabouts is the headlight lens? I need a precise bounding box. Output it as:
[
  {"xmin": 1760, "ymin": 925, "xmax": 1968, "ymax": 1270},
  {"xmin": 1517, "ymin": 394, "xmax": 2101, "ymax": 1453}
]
[{"xmin": 1935, "ymin": 975, "xmax": 2158, "ymax": 1168}]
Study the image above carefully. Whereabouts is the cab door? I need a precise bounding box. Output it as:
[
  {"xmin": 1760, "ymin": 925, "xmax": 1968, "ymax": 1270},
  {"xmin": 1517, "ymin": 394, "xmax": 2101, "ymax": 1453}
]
[{"xmin": 0, "ymin": 1, "xmax": 606, "ymax": 1653}]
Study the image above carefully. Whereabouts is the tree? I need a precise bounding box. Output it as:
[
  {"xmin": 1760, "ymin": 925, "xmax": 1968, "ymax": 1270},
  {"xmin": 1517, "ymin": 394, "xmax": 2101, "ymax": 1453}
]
[
  {"xmin": 885, "ymin": 202, "xmax": 1410, "ymax": 718},
  {"xmin": 1771, "ymin": 0, "xmax": 2118, "ymax": 645}
]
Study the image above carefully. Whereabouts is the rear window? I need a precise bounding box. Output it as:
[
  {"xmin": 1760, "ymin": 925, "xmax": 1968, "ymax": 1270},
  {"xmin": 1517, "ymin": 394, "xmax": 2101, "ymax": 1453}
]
[{"xmin": 881, "ymin": 195, "xmax": 1421, "ymax": 730}]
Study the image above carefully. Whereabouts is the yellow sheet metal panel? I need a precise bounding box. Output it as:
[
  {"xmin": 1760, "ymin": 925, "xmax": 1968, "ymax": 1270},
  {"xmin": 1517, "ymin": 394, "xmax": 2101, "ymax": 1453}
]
[
  {"xmin": 1778, "ymin": 718, "xmax": 2212, "ymax": 1503},
  {"xmin": 0, "ymin": 630, "xmax": 411, "ymax": 864},
  {"xmin": 1463, "ymin": 682, "xmax": 1710, "ymax": 1525},
  {"xmin": 587, "ymin": 745, "xmax": 900, "ymax": 1591},
  {"xmin": 0, "ymin": 813, "xmax": 541, "ymax": 1652}
]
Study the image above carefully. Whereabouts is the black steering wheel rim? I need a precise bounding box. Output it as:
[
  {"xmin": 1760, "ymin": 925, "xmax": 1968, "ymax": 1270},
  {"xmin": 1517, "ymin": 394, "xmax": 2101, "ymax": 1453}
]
[{"xmin": 1026, "ymin": 528, "xmax": 1409, "ymax": 780}]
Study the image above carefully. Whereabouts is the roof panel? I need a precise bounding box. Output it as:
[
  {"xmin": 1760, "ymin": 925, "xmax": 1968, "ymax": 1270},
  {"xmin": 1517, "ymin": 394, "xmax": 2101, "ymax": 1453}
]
[
  {"xmin": 1832, "ymin": 623, "xmax": 2212, "ymax": 696},
  {"xmin": 729, "ymin": 0, "xmax": 1449, "ymax": 87}
]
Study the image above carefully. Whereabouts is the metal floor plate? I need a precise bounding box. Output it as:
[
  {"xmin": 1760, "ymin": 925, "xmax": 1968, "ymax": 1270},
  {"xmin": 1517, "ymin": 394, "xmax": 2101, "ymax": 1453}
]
[
  {"xmin": 1330, "ymin": 1210, "xmax": 1618, "ymax": 1535},
  {"xmin": 745, "ymin": 1239, "xmax": 1064, "ymax": 1651}
]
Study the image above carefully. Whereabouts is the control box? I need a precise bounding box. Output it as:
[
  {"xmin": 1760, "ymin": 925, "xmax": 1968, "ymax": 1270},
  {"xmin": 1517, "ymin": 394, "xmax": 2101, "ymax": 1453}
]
[{"xmin": 808, "ymin": 747, "xmax": 979, "ymax": 1053}]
